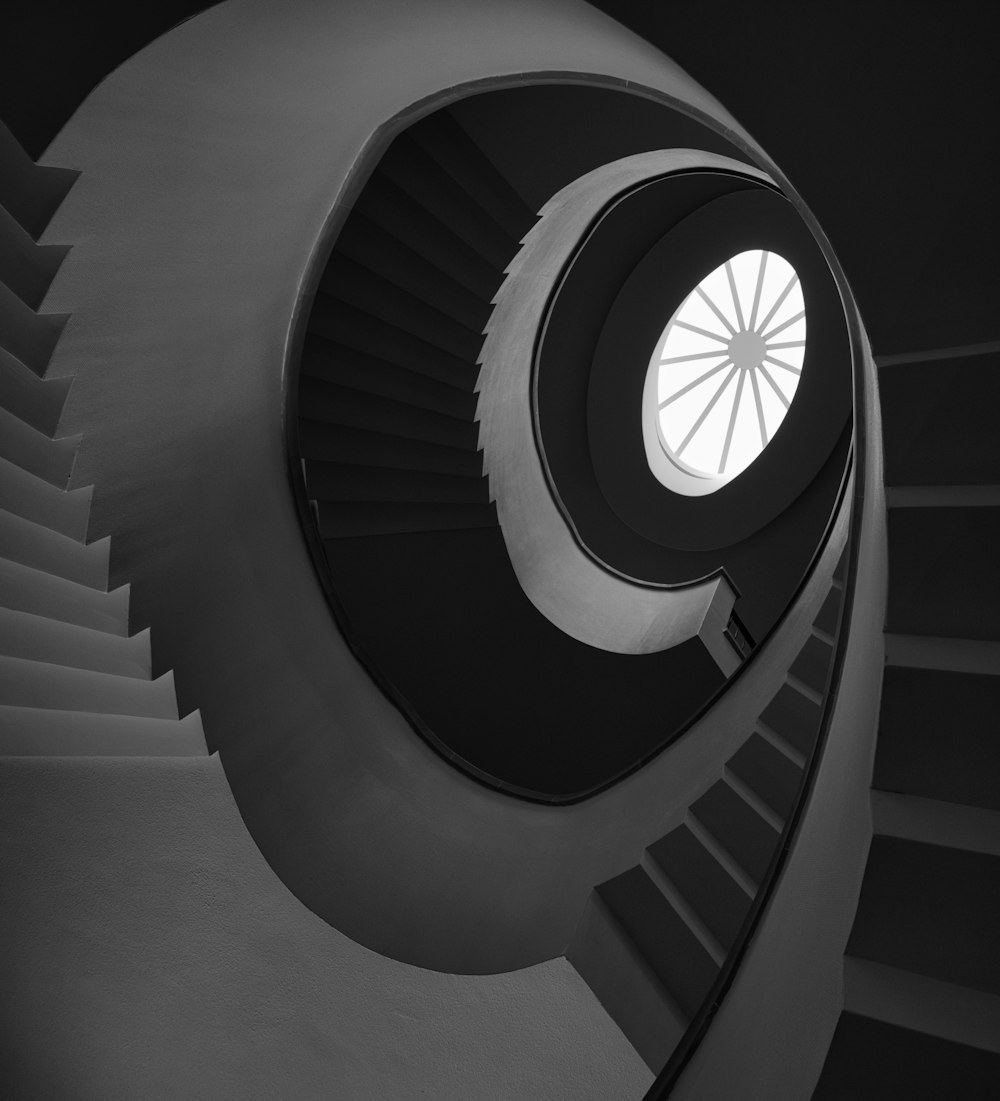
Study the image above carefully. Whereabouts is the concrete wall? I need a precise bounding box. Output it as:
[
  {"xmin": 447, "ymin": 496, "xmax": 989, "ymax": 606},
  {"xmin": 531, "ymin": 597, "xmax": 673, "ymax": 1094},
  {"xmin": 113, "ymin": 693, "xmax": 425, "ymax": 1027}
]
[{"xmin": 0, "ymin": 753, "xmax": 650, "ymax": 1099}]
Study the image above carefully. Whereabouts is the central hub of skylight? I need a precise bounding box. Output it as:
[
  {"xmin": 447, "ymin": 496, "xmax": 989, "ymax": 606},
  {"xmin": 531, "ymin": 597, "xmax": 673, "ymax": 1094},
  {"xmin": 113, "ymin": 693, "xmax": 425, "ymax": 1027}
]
[
  {"xmin": 641, "ymin": 249, "xmax": 806, "ymax": 496},
  {"xmin": 728, "ymin": 329, "xmax": 768, "ymax": 371}
]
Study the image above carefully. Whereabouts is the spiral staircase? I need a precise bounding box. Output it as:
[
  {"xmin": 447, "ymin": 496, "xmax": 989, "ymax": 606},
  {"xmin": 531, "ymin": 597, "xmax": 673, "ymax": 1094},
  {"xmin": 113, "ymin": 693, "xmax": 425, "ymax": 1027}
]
[
  {"xmin": 300, "ymin": 108, "xmax": 534, "ymax": 543},
  {"xmin": 0, "ymin": 123, "xmax": 205, "ymax": 758},
  {"xmin": 0, "ymin": 1, "xmax": 998, "ymax": 1098}
]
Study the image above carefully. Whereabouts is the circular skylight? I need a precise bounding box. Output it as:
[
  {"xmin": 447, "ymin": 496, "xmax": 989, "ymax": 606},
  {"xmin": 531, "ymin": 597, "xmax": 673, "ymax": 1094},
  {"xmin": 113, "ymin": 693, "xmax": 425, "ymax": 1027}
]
[{"xmin": 642, "ymin": 250, "xmax": 806, "ymax": 496}]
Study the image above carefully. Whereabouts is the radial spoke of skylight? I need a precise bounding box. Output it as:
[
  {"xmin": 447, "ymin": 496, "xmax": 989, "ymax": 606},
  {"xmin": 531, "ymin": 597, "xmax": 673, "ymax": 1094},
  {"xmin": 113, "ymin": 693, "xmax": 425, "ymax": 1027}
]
[
  {"xmin": 756, "ymin": 271, "xmax": 799, "ymax": 336},
  {"xmin": 758, "ymin": 363, "xmax": 791, "ymax": 408},
  {"xmin": 659, "ymin": 358, "xmax": 733, "ymax": 408},
  {"xmin": 660, "ymin": 347, "xmax": 736, "ymax": 367},
  {"xmin": 724, "ymin": 261, "xmax": 747, "ymax": 332},
  {"xmin": 764, "ymin": 354, "xmax": 801, "ymax": 376},
  {"xmin": 765, "ymin": 340, "xmax": 806, "ymax": 350},
  {"xmin": 673, "ymin": 319, "xmax": 731, "ymax": 344},
  {"xmin": 675, "ymin": 364, "xmax": 738, "ymax": 458},
  {"xmin": 718, "ymin": 368, "xmax": 747, "ymax": 473},
  {"xmin": 747, "ymin": 250, "xmax": 768, "ymax": 332},
  {"xmin": 762, "ymin": 309, "xmax": 806, "ymax": 343},
  {"xmin": 695, "ymin": 286, "xmax": 737, "ymax": 335},
  {"xmin": 749, "ymin": 366, "xmax": 768, "ymax": 447}
]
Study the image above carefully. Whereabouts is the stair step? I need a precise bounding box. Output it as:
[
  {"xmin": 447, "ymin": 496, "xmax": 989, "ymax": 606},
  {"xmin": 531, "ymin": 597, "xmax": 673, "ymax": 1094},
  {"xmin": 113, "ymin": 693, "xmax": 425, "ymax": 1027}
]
[
  {"xmin": 727, "ymin": 733, "xmax": 803, "ymax": 820},
  {"xmin": 0, "ymin": 346, "xmax": 72, "ymax": 434},
  {"xmin": 318, "ymin": 256, "xmax": 485, "ymax": 364},
  {"xmin": 691, "ymin": 778, "xmax": 782, "ymax": 884},
  {"xmin": 0, "ymin": 705, "xmax": 207, "ymax": 757},
  {"xmin": 0, "ymin": 279, "xmax": 67, "ymax": 375},
  {"xmin": 0, "ymin": 607, "xmax": 149, "ymax": 678},
  {"xmin": 887, "ymin": 484, "xmax": 1000, "ymax": 508},
  {"xmin": 308, "ymin": 295, "xmax": 478, "ymax": 388},
  {"xmin": 378, "ymin": 134, "xmax": 519, "ymax": 271},
  {"xmin": 318, "ymin": 500, "xmax": 497, "ymax": 539},
  {"xmin": 301, "ymin": 337, "xmax": 477, "ymax": 417},
  {"xmin": 354, "ymin": 173, "xmax": 500, "ymax": 302},
  {"xmin": 813, "ymin": 585, "xmax": 843, "ymax": 639},
  {"xmin": 0, "ymin": 508, "xmax": 108, "ymax": 588},
  {"xmin": 887, "ymin": 504, "xmax": 1000, "ymax": 641},
  {"xmin": 759, "ymin": 681, "xmax": 823, "ymax": 759},
  {"xmin": 814, "ymin": 1010, "xmax": 1000, "ymax": 1100},
  {"xmin": 567, "ymin": 891, "xmax": 687, "ymax": 1075},
  {"xmin": 306, "ymin": 462, "xmax": 489, "ymax": 506},
  {"xmin": 844, "ymin": 956, "xmax": 1000, "ymax": 1055},
  {"xmin": 596, "ymin": 864, "xmax": 720, "ymax": 1020},
  {"xmin": 787, "ymin": 631, "xmax": 833, "ymax": 697},
  {"xmin": 647, "ymin": 824, "xmax": 754, "ymax": 953},
  {"xmin": 847, "ymin": 835, "xmax": 1000, "ymax": 995},
  {"xmin": 885, "ymin": 633, "xmax": 1000, "ymax": 676},
  {"xmin": 0, "ymin": 655, "xmax": 178, "ymax": 718},
  {"xmin": 0, "ymin": 122, "xmax": 78, "ymax": 238},
  {"xmin": 0, "ymin": 201, "xmax": 69, "ymax": 308},
  {"xmin": 875, "ymin": 665, "xmax": 1000, "ymax": 811},
  {"xmin": 334, "ymin": 212, "xmax": 493, "ymax": 333},
  {"xmin": 0, "ymin": 454, "xmax": 91, "ymax": 538},
  {"xmin": 0, "ymin": 557, "xmax": 128, "ymax": 635},
  {"xmin": 0, "ymin": 405, "xmax": 78, "ymax": 486},
  {"xmin": 299, "ymin": 376, "xmax": 479, "ymax": 452},
  {"xmin": 871, "ymin": 791, "xmax": 1000, "ymax": 858},
  {"xmin": 407, "ymin": 109, "xmax": 536, "ymax": 241},
  {"xmin": 880, "ymin": 350, "xmax": 1000, "ymax": 486},
  {"xmin": 297, "ymin": 420, "xmax": 483, "ymax": 479}
]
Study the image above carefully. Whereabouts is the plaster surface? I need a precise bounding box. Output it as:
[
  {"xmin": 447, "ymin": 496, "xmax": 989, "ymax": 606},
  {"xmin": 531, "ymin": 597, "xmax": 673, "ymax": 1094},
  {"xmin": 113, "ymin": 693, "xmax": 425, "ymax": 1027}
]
[
  {"xmin": 36, "ymin": 0, "xmax": 837, "ymax": 974},
  {"xmin": 0, "ymin": 753, "xmax": 651, "ymax": 1100}
]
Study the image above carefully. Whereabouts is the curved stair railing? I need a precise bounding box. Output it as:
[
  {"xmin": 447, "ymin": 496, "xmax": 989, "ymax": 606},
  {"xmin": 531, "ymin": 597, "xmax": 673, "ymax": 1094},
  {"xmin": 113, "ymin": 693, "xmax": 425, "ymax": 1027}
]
[
  {"xmin": 0, "ymin": 122, "xmax": 205, "ymax": 758},
  {"xmin": 569, "ymin": 543, "xmax": 849, "ymax": 1077}
]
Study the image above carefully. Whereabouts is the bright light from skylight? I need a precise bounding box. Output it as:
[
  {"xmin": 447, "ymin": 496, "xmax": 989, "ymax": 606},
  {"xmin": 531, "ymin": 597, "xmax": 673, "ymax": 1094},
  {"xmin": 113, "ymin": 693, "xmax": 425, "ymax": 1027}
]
[{"xmin": 641, "ymin": 250, "xmax": 806, "ymax": 495}]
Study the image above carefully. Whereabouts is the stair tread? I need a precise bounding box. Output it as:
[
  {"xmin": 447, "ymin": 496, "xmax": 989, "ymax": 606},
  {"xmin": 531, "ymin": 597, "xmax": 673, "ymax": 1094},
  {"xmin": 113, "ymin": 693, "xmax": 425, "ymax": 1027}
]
[
  {"xmin": 844, "ymin": 956, "xmax": 1000, "ymax": 1055},
  {"xmin": 0, "ymin": 654, "xmax": 178, "ymax": 719},
  {"xmin": 319, "ymin": 255, "xmax": 486, "ymax": 362},
  {"xmin": 308, "ymin": 294, "xmax": 479, "ymax": 383},
  {"xmin": 871, "ymin": 790, "xmax": 1000, "ymax": 857},
  {"xmin": 354, "ymin": 173, "xmax": 500, "ymax": 302},
  {"xmin": 406, "ymin": 109, "xmax": 536, "ymax": 240},
  {"xmin": 378, "ymin": 134, "xmax": 520, "ymax": 271},
  {"xmin": 848, "ymin": 835, "xmax": 1000, "ymax": 996},
  {"xmin": 306, "ymin": 462, "xmax": 489, "ymax": 506},
  {"xmin": 299, "ymin": 377, "xmax": 480, "ymax": 451},
  {"xmin": 0, "ymin": 453, "xmax": 91, "ymax": 539},
  {"xmin": 647, "ymin": 824, "xmax": 753, "ymax": 954},
  {"xmin": 0, "ymin": 279, "xmax": 67, "ymax": 375},
  {"xmin": 298, "ymin": 421, "xmax": 484, "ymax": 478},
  {"xmin": 0, "ymin": 346, "xmax": 72, "ymax": 435},
  {"xmin": 334, "ymin": 212, "xmax": 493, "ymax": 333},
  {"xmin": 0, "ymin": 507, "xmax": 109, "ymax": 588},
  {"xmin": 0, "ymin": 556, "xmax": 128, "ymax": 635},
  {"xmin": 318, "ymin": 500, "xmax": 497, "ymax": 539},
  {"xmin": 0, "ymin": 606, "xmax": 149, "ymax": 678},
  {"xmin": 0, "ymin": 404, "xmax": 78, "ymax": 486},
  {"xmin": 596, "ymin": 864, "xmax": 719, "ymax": 1020},
  {"xmin": 691, "ymin": 778, "xmax": 782, "ymax": 884},
  {"xmin": 301, "ymin": 336, "xmax": 478, "ymax": 416},
  {"xmin": 814, "ymin": 1010, "xmax": 1000, "ymax": 1099},
  {"xmin": 0, "ymin": 705, "xmax": 207, "ymax": 757}
]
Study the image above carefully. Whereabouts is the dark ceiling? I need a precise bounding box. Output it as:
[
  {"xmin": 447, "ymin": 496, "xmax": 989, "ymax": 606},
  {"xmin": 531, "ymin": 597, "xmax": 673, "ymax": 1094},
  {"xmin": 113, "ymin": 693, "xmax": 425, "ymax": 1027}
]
[{"xmin": 1, "ymin": 1, "xmax": 995, "ymax": 354}]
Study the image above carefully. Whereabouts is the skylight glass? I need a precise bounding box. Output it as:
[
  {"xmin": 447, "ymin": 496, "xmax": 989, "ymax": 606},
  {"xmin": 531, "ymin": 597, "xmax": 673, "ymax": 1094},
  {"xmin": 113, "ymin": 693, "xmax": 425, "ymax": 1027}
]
[{"xmin": 642, "ymin": 250, "xmax": 805, "ymax": 494}]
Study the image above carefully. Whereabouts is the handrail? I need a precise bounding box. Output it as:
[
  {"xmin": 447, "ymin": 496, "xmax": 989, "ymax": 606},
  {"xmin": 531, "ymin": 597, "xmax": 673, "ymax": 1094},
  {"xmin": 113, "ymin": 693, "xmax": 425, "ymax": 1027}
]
[{"xmin": 642, "ymin": 220, "xmax": 872, "ymax": 1097}]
